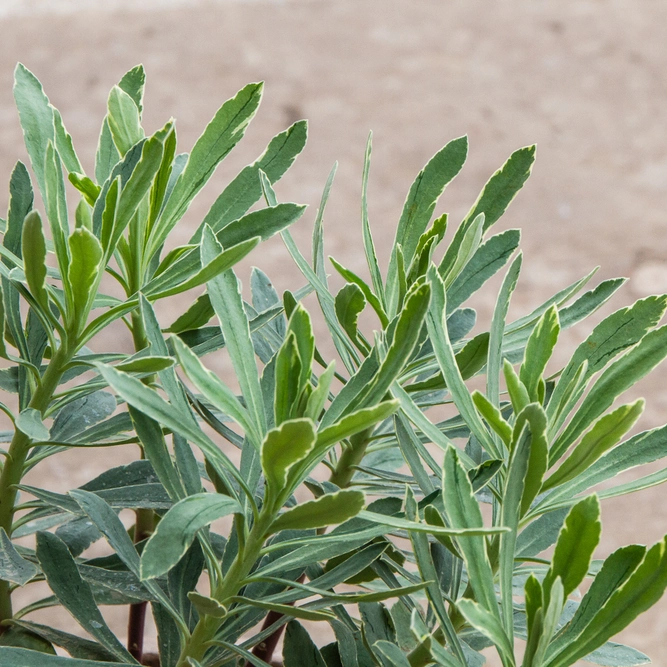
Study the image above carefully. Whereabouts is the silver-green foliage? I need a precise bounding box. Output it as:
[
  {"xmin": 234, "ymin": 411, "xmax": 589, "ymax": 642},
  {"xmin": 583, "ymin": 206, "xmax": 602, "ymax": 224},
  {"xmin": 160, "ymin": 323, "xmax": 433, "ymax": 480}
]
[{"xmin": 0, "ymin": 65, "xmax": 666, "ymax": 667}]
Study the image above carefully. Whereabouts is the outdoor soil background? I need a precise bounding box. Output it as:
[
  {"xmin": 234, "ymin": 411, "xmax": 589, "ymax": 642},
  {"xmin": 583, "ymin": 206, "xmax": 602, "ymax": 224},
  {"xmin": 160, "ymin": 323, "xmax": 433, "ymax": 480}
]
[{"xmin": 1, "ymin": 0, "xmax": 667, "ymax": 663}]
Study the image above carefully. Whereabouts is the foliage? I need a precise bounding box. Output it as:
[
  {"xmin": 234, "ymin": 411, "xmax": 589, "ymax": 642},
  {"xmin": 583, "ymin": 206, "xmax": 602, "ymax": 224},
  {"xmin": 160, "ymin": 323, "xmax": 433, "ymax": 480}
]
[{"xmin": 0, "ymin": 65, "xmax": 666, "ymax": 667}]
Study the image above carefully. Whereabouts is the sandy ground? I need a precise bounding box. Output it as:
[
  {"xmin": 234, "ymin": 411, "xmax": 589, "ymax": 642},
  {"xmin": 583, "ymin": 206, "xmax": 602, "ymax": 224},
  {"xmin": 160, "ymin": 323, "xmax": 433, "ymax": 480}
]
[{"xmin": 2, "ymin": 0, "xmax": 667, "ymax": 663}]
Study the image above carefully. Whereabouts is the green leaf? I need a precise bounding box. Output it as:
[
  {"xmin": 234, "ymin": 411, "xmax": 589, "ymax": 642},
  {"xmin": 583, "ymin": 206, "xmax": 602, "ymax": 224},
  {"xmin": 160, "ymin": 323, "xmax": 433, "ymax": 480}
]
[
  {"xmin": 0, "ymin": 649, "xmax": 137, "ymax": 666},
  {"xmin": 195, "ymin": 120, "xmax": 308, "ymax": 239},
  {"xmin": 548, "ymin": 295, "xmax": 667, "ymax": 423},
  {"xmin": 216, "ymin": 203, "xmax": 306, "ymax": 249},
  {"xmin": 358, "ymin": 281, "xmax": 431, "ymax": 412},
  {"xmin": 472, "ymin": 391, "xmax": 512, "ymax": 447},
  {"xmin": 335, "ymin": 283, "xmax": 368, "ymax": 351},
  {"xmin": 446, "ymin": 229, "xmax": 520, "ymax": 312},
  {"xmin": 0, "ymin": 528, "xmax": 39, "ymax": 586},
  {"xmin": 21, "ymin": 211, "xmax": 48, "ymax": 311},
  {"xmin": 330, "ymin": 256, "xmax": 388, "ymax": 327},
  {"xmin": 140, "ymin": 493, "xmax": 242, "ymax": 580},
  {"xmin": 261, "ymin": 419, "xmax": 316, "ymax": 495},
  {"xmin": 543, "ymin": 495, "xmax": 601, "ymax": 603},
  {"xmin": 513, "ymin": 403, "xmax": 549, "ymax": 515},
  {"xmin": 283, "ymin": 621, "xmax": 327, "ymax": 667},
  {"xmin": 95, "ymin": 118, "xmax": 120, "ymax": 186},
  {"xmin": 538, "ymin": 423, "xmax": 667, "ymax": 513},
  {"xmin": 118, "ymin": 64, "xmax": 145, "ymax": 114},
  {"xmin": 552, "ymin": 324, "xmax": 667, "ymax": 461},
  {"xmin": 8, "ymin": 621, "xmax": 116, "ymax": 662},
  {"xmin": 202, "ymin": 226, "xmax": 266, "ymax": 436},
  {"xmin": 467, "ymin": 144, "xmax": 536, "ymax": 229},
  {"xmin": 68, "ymin": 489, "xmax": 182, "ymax": 627},
  {"xmin": 395, "ymin": 414, "xmax": 435, "ymax": 495},
  {"xmin": 544, "ymin": 399, "xmax": 644, "ymax": 489},
  {"xmin": 389, "ymin": 136, "xmax": 468, "ymax": 305},
  {"xmin": 503, "ymin": 358, "xmax": 530, "ymax": 415},
  {"xmin": 44, "ymin": 142, "xmax": 70, "ymax": 278},
  {"xmin": 171, "ymin": 334, "xmax": 259, "ymax": 447},
  {"xmin": 440, "ymin": 213, "xmax": 484, "ymax": 288},
  {"xmin": 547, "ymin": 544, "xmax": 646, "ymax": 658},
  {"xmin": 442, "ymin": 448, "xmax": 499, "ymax": 618},
  {"xmin": 273, "ymin": 332, "xmax": 301, "ymax": 426},
  {"xmin": 66, "ymin": 227, "xmax": 102, "ymax": 329},
  {"xmin": 427, "ymin": 265, "xmax": 497, "ymax": 457},
  {"xmin": 404, "ymin": 488, "xmax": 467, "ymax": 666},
  {"xmin": 148, "ymin": 82, "xmax": 263, "ymax": 260},
  {"xmin": 499, "ymin": 410, "xmax": 533, "ymax": 641},
  {"xmin": 107, "ymin": 85, "xmax": 144, "ymax": 156},
  {"xmin": 103, "ymin": 132, "xmax": 165, "ymax": 256},
  {"xmin": 545, "ymin": 537, "xmax": 667, "ymax": 667},
  {"xmin": 230, "ymin": 596, "xmax": 334, "ymax": 622},
  {"xmin": 374, "ymin": 640, "xmax": 411, "ymax": 667},
  {"xmin": 488, "ymin": 253, "xmax": 522, "ymax": 409},
  {"xmin": 35, "ymin": 531, "xmax": 136, "ymax": 663},
  {"xmin": 456, "ymin": 599, "xmax": 514, "ymax": 663},
  {"xmin": 270, "ymin": 490, "xmax": 365, "ymax": 533},
  {"xmin": 145, "ymin": 236, "xmax": 260, "ymax": 301},
  {"xmin": 446, "ymin": 144, "xmax": 535, "ymax": 277},
  {"xmin": 305, "ymin": 362, "xmax": 336, "ymax": 422},
  {"xmin": 520, "ymin": 304, "xmax": 560, "ymax": 402},
  {"xmin": 16, "ymin": 408, "xmax": 49, "ymax": 441},
  {"xmin": 287, "ymin": 303, "xmax": 315, "ymax": 396},
  {"xmin": 360, "ymin": 132, "xmax": 385, "ymax": 307},
  {"xmin": 13, "ymin": 64, "xmax": 55, "ymax": 202},
  {"xmin": 50, "ymin": 390, "xmax": 116, "ymax": 442},
  {"xmin": 94, "ymin": 362, "xmax": 245, "ymax": 499}
]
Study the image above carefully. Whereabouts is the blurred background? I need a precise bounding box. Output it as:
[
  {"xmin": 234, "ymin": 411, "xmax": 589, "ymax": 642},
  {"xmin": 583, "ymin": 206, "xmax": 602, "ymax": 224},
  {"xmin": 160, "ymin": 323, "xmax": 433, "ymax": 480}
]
[{"xmin": 2, "ymin": 0, "xmax": 667, "ymax": 661}]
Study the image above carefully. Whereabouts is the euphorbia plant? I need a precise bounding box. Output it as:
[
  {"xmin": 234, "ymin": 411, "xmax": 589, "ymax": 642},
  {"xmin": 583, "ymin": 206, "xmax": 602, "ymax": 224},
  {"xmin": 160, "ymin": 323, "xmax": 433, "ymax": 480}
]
[{"xmin": 0, "ymin": 64, "xmax": 667, "ymax": 667}]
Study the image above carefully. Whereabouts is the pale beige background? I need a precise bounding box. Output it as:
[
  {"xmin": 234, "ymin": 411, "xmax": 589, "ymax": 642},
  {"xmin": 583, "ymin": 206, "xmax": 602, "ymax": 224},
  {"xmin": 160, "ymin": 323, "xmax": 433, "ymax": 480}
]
[{"xmin": 1, "ymin": 0, "xmax": 667, "ymax": 663}]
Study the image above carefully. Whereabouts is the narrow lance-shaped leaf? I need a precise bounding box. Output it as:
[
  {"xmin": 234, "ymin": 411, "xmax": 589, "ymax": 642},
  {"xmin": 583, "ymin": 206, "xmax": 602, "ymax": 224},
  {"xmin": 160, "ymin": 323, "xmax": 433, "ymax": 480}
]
[
  {"xmin": 488, "ymin": 253, "xmax": 522, "ymax": 408},
  {"xmin": 171, "ymin": 333, "xmax": 259, "ymax": 447},
  {"xmin": 13, "ymin": 63, "xmax": 55, "ymax": 201},
  {"xmin": 387, "ymin": 136, "xmax": 468, "ymax": 313},
  {"xmin": 269, "ymin": 489, "xmax": 365, "ymax": 534},
  {"xmin": 552, "ymin": 324, "xmax": 667, "ymax": 462},
  {"xmin": 140, "ymin": 493, "xmax": 242, "ymax": 580},
  {"xmin": 202, "ymin": 226, "xmax": 267, "ymax": 436},
  {"xmin": 193, "ymin": 120, "xmax": 308, "ymax": 240},
  {"xmin": 0, "ymin": 528, "xmax": 39, "ymax": 586},
  {"xmin": 21, "ymin": 210, "xmax": 48, "ymax": 311},
  {"xmin": 548, "ymin": 295, "xmax": 667, "ymax": 422},
  {"xmin": 520, "ymin": 303, "xmax": 559, "ymax": 402},
  {"xmin": 107, "ymin": 85, "xmax": 144, "ymax": 157},
  {"xmin": 545, "ymin": 537, "xmax": 667, "ymax": 667},
  {"xmin": 446, "ymin": 228, "xmax": 520, "ymax": 313},
  {"xmin": 148, "ymin": 81, "xmax": 263, "ymax": 260},
  {"xmin": 544, "ymin": 399, "xmax": 645, "ymax": 488},
  {"xmin": 543, "ymin": 494, "xmax": 601, "ymax": 606},
  {"xmin": 44, "ymin": 141, "xmax": 70, "ymax": 279},
  {"xmin": 66, "ymin": 227, "xmax": 103, "ymax": 332},
  {"xmin": 426, "ymin": 264, "xmax": 497, "ymax": 457},
  {"xmin": 360, "ymin": 131, "xmax": 385, "ymax": 306},
  {"xmin": 442, "ymin": 446, "xmax": 499, "ymax": 617},
  {"xmin": 439, "ymin": 144, "xmax": 535, "ymax": 275},
  {"xmin": 35, "ymin": 531, "xmax": 137, "ymax": 663}
]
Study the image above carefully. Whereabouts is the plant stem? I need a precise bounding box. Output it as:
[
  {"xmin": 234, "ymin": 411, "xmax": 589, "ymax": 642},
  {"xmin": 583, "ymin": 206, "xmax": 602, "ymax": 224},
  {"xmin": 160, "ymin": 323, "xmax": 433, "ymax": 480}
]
[
  {"xmin": 329, "ymin": 429, "xmax": 372, "ymax": 489},
  {"xmin": 127, "ymin": 309, "xmax": 156, "ymax": 662},
  {"xmin": 175, "ymin": 514, "xmax": 273, "ymax": 667},
  {"xmin": 0, "ymin": 343, "xmax": 72, "ymax": 629}
]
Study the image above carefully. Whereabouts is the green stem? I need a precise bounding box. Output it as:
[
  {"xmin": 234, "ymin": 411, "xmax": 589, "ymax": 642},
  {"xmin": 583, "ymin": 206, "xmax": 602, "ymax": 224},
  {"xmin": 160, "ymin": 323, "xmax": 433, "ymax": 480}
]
[
  {"xmin": 0, "ymin": 343, "xmax": 72, "ymax": 628},
  {"xmin": 175, "ymin": 513, "xmax": 273, "ymax": 667},
  {"xmin": 127, "ymin": 308, "xmax": 156, "ymax": 662},
  {"xmin": 329, "ymin": 428, "xmax": 372, "ymax": 488}
]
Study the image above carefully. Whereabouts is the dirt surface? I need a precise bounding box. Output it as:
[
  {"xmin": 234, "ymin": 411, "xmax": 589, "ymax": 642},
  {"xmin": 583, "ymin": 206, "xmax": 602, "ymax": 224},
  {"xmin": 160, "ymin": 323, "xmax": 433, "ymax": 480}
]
[{"xmin": 2, "ymin": 0, "xmax": 667, "ymax": 663}]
